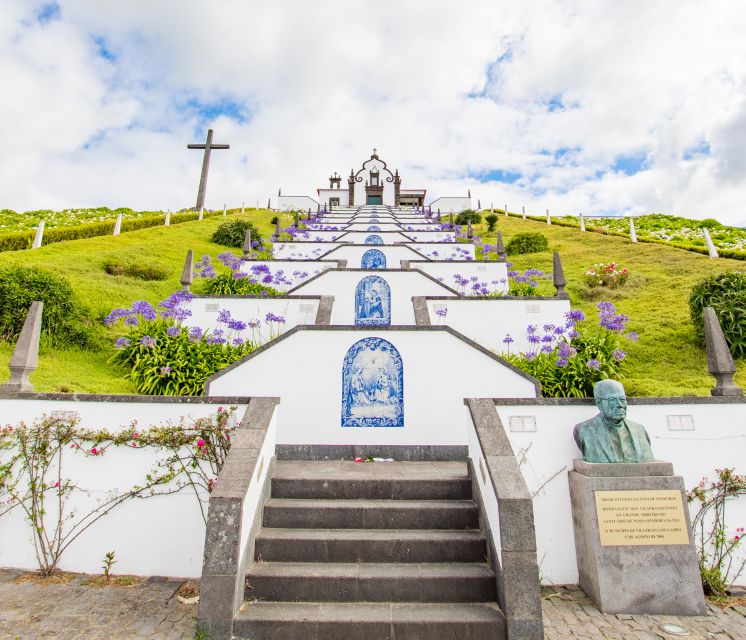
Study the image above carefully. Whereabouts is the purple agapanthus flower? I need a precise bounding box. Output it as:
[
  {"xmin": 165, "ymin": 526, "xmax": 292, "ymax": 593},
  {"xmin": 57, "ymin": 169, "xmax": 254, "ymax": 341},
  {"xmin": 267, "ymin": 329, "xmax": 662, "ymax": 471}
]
[
  {"xmin": 166, "ymin": 325, "xmax": 181, "ymax": 337},
  {"xmin": 160, "ymin": 366, "xmax": 172, "ymax": 376},
  {"xmin": 189, "ymin": 327, "xmax": 203, "ymax": 342},
  {"xmin": 115, "ymin": 337, "xmax": 130, "ymax": 349},
  {"xmin": 140, "ymin": 335, "xmax": 156, "ymax": 348},
  {"xmin": 131, "ymin": 300, "xmax": 157, "ymax": 321},
  {"xmin": 612, "ymin": 349, "xmax": 626, "ymax": 361},
  {"xmin": 587, "ymin": 358, "xmax": 601, "ymax": 370}
]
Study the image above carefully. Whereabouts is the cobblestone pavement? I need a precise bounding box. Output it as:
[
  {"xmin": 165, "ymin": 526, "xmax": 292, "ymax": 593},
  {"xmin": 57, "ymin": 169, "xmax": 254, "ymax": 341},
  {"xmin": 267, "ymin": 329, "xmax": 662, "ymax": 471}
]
[
  {"xmin": 0, "ymin": 569, "xmax": 197, "ymax": 640},
  {"xmin": 2, "ymin": 569, "xmax": 745, "ymax": 639},
  {"xmin": 543, "ymin": 585, "xmax": 746, "ymax": 640}
]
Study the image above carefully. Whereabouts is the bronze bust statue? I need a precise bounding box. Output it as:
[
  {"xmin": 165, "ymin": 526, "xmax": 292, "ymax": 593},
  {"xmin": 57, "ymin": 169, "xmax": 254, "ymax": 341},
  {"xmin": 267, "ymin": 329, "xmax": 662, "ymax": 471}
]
[{"xmin": 573, "ymin": 380, "xmax": 655, "ymax": 463}]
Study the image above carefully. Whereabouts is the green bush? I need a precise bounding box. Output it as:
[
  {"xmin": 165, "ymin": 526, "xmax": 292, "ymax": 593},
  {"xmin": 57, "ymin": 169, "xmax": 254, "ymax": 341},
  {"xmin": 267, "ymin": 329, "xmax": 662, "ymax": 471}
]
[
  {"xmin": 270, "ymin": 216, "xmax": 279, "ymax": 225},
  {"xmin": 455, "ymin": 209, "xmax": 481, "ymax": 225},
  {"xmin": 0, "ymin": 266, "xmax": 91, "ymax": 346},
  {"xmin": 211, "ymin": 220, "xmax": 263, "ymax": 249},
  {"xmin": 110, "ymin": 320, "xmax": 256, "ymax": 395},
  {"xmin": 201, "ymin": 274, "xmax": 280, "ymax": 296},
  {"xmin": 506, "ymin": 231, "xmax": 549, "ymax": 255},
  {"xmin": 485, "ymin": 214, "xmax": 499, "ymax": 232},
  {"xmin": 689, "ymin": 271, "xmax": 746, "ymax": 358},
  {"xmin": 699, "ymin": 218, "xmax": 723, "ymax": 230},
  {"xmin": 102, "ymin": 259, "xmax": 169, "ymax": 281}
]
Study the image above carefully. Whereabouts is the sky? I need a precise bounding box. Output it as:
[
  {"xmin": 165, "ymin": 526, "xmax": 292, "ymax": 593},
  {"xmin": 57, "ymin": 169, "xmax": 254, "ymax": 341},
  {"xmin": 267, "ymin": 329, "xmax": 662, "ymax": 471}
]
[{"xmin": 2, "ymin": 0, "xmax": 746, "ymax": 225}]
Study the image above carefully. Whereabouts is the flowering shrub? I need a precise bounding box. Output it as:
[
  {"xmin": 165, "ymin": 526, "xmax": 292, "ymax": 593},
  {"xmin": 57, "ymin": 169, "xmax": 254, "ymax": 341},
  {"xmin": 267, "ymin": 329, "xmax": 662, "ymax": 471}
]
[
  {"xmin": 689, "ymin": 271, "xmax": 746, "ymax": 358},
  {"xmin": 195, "ymin": 253, "xmax": 281, "ymax": 296},
  {"xmin": 504, "ymin": 301, "xmax": 638, "ymax": 397},
  {"xmin": 688, "ymin": 468, "xmax": 746, "ymax": 598},
  {"xmin": 106, "ymin": 292, "xmax": 286, "ymax": 395},
  {"xmin": 584, "ymin": 262, "xmax": 629, "ymax": 289},
  {"xmin": 508, "ymin": 267, "xmax": 548, "ymax": 296}
]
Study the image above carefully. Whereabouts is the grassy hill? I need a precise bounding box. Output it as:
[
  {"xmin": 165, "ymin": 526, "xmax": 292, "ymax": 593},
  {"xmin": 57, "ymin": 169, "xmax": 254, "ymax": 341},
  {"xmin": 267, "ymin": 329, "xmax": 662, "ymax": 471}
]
[{"xmin": 0, "ymin": 209, "xmax": 744, "ymax": 396}]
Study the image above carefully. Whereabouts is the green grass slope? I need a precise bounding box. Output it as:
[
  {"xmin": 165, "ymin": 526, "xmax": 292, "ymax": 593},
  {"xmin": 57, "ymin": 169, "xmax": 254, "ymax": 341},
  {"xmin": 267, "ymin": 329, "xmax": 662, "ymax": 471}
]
[{"xmin": 0, "ymin": 209, "xmax": 744, "ymax": 396}]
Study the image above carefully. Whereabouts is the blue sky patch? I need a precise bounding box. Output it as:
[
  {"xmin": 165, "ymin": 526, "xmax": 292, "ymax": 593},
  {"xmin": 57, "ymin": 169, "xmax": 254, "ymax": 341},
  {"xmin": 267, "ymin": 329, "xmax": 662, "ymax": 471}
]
[
  {"xmin": 472, "ymin": 169, "xmax": 522, "ymax": 184},
  {"xmin": 37, "ymin": 2, "xmax": 60, "ymax": 24},
  {"xmin": 93, "ymin": 36, "xmax": 117, "ymax": 62},
  {"xmin": 683, "ymin": 140, "xmax": 711, "ymax": 160},
  {"xmin": 180, "ymin": 97, "xmax": 250, "ymax": 126},
  {"xmin": 612, "ymin": 152, "xmax": 647, "ymax": 176}
]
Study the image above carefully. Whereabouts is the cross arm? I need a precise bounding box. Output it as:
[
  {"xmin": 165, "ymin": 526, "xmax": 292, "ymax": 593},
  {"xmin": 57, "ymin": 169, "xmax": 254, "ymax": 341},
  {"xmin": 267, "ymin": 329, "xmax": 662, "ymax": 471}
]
[
  {"xmin": 187, "ymin": 144, "xmax": 206, "ymax": 149},
  {"xmin": 211, "ymin": 144, "xmax": 230, "ymax": 149}
]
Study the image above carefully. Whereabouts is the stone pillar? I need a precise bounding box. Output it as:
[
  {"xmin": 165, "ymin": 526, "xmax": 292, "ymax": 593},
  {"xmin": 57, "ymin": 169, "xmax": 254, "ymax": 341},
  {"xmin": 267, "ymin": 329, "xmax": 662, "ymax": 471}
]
[
  {"xmin": 546, "ymin": 208, "xmax": 551, "ymax": 225},
  {"xmin": 294, "ymin": 212, "xmax": 299, "ymax": 228},
  {"xmin": 0, "ymin": 301, "xmax": 43, "ymax": 393},
  {"xmin": 113, "ymin": 213, "xmax": 122, "ymax": 236},
  {"xmin": 181, "ymin": 250, "xmax": 194, "ymax": 292},
  {"xmin": 223, "ymin": 203, "xmax": 227, "ymax": 216},
  {"xmin": 198, "ymin": 207, "xmax": 204, "ymax": 221},
  {"xmin": 437, "ymin": 209, "xmax": 441, "ymax": 222},
  {"xmin": 241, "ymin": 202, "xmax": 245, "ymax": 214},
  {"xmin": 467, "ymin": 218, "xmax": 473, "ymax": 239},
  {"xmin": 579, "ymin": 213, "xmax": 585, "ymax": 232},
  {"xmin": 569, "ymin": 460, "xmax": 705, "ymax": 615},
  {"xmin": 242, "ymin": 230, "xmax": 253, "ymax": 259},
  {"xmin": 629, "ymin": 217, "xmax": 638, "ymax": 243},
  {"xmin": 702, "ymin": 227, "xmax": 719, "ymax": 258},
  {"xmin": 275, "ymin": 218, "xmax": 281, "ymax": 238},
  {"xmin": 449, "ymin": 212, "xmax": 454, "ymax": 229},
  {"xmin": 504, "ymin": 203, "xmax": 508, "ymax": 217},
  {"xmin": 522, "ymin": 205, "xmax": 526, "ymax": 220},
  {"xmin": 348, "ymin": 170, "xmax": 355, "ymax": 207},
  {"xmin": 165, "ymin": 210, "xmax": 171, "ymax": 226},
  {"xmin": 496, "ymin": 232, "xmax": 507, "ymax": 259},
  {"xmin": 552, "ymin": 252, "xmax": 568, "ymax": 298},
  {"xmin": 704, "ymin": 306, "xmax": 743, "ymax": 396},
  {"xmin": 32, "ymin": 220, "xmax": 45, "ymax": 249}
]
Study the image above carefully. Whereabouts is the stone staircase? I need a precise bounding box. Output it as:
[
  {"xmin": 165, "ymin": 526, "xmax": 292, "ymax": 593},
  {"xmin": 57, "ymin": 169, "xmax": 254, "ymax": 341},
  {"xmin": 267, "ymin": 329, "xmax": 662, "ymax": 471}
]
[{"xmin": 234, "ymin": 459, "xmax": 505, "ymax": 639}]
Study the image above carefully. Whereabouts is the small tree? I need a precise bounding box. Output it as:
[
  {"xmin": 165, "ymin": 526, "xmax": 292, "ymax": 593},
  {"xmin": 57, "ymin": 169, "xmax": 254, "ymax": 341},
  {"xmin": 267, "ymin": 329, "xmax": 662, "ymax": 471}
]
[{"xmin": 485, "ymin": 214, "xmax": 499, "ymax": 232}]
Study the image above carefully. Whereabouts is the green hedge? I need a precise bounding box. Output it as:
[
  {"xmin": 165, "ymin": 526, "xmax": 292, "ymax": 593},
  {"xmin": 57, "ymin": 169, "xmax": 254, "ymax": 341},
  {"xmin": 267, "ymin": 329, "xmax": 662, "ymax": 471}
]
[
  {"xmin": 507, "ymin": 213, "xmax": 746, "ymax": 262},
  {"xmin": 0, "ymin": 210, "xmax": 223, "ymax": 253}
]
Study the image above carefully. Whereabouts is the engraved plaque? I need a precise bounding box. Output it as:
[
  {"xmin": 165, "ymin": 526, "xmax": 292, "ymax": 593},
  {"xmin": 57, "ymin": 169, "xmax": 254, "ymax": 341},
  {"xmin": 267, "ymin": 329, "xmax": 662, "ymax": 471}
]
[{"xmin": 594, "ymin": 490, "xmax": 690, "ymax": 546}]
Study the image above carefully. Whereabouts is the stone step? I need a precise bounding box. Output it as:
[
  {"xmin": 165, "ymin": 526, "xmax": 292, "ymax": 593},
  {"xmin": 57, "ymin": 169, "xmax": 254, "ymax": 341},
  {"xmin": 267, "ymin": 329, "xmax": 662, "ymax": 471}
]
[
  {"xmin": 245, "ymin": 561, "xmax": 496, "ymax": 603},
  {"xmin": 271, "ymin": 460, "xmax": 471, "ymax": 500},
  {"xmin": 255, "ymin": 529, "xmax": 486, "ymax": 563},
  {"xmin": 234, "ymin": 601, "xmax": 506, "ymax": 640},
  {"xmin": 263, "ymin": 498, "xmax": 479, "ymax": 529}
]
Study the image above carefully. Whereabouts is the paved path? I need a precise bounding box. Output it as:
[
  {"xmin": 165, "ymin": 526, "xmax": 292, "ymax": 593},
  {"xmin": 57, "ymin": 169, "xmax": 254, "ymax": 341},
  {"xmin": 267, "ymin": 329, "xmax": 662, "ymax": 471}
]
[
  {"xmin": 542, "ymin": 585, "xmax": 746, "ymax": 640},
  {"xmin": 1, "ymin": 569, "xmax": 744, "ymax": 639}
]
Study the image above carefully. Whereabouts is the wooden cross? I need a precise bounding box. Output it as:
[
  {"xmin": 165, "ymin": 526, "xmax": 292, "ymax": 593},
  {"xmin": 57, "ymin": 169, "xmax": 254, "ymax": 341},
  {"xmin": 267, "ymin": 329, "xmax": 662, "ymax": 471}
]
[{"xmin": 187, "ymin": 129, "xmax": 230, "ymax": 210}]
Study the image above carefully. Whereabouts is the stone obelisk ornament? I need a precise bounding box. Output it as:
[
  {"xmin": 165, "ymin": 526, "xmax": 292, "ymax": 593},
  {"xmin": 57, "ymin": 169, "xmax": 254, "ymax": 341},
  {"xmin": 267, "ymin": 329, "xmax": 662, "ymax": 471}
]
[{"xmin": 573, "ymin": 379, "xmax": 654, "ymax": 463}]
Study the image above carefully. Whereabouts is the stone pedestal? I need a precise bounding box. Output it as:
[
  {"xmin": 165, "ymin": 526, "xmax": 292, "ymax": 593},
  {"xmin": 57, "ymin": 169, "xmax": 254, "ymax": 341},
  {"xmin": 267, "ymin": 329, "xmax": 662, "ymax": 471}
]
[{"xmin": 569, "ymin": 459, "xmax": 705, "ymax": 615}]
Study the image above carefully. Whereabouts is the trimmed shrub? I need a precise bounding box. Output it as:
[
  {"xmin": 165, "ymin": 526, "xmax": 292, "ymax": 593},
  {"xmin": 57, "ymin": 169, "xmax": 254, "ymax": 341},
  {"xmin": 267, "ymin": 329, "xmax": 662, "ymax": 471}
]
[
  {"xmin": 103, "ymin": 259, "xmax": 169, "ymax": 281},
  {"xmin": 0, "ymin": 266, "xmax": 91, "ymax": 346},
  {"xmin": 211, "ymin": 220, "xmax": 263, "ymax": 249},
  {"xmin": 201, "ymin": 275, "xmax": 280, "ymax": 296},
  {"xmin": 506, "ymin": 231, "xmax": 549, "ymax": 255},
  {"xmin": 689, "ymin": 271, "xmax": 746, "ymax": 358},
  {"xmin": 455, "ymin": 209, "xmax": 481, "ymax": 225},
  {"xmin": 485, "ymin": 213, "xmax": 499, "ymax": 232}
]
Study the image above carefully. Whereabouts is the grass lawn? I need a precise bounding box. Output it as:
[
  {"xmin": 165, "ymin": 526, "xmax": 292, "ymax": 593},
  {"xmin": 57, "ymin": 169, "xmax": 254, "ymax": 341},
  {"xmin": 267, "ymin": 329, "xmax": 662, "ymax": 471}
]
[{"xmin": 0, "ymin": 208, "xmax": 744, "ymax": 396}]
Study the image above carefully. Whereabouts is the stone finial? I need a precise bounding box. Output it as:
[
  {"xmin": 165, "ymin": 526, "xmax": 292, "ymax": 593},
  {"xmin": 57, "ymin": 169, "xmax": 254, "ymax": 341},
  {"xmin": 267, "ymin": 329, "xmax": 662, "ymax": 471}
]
[
  {"xmin": 704, "ymin": 307, "xmax": 743, "ymax": 396},
  {"xmin": 449, "ymin": 212, "xmax": 454, "ymax": 229},
  {"xmin": 181, "ymin": 250, "xmax": 194, "ymax": 292},
  {"xmin": 267, "ymin": 198, "xmax": 271, "ymax": 210},
  {"xmin": 113, "ymin": 213, "xmax": 122, "ymax": 236},
  {"xmin": 467, "ymin": 218, "xmax": 473, "ymax": 239},
  {"xmin": 629, "ymin": 217, "xmax": 638, "ymax": 243},
  {"xmin": 242, "ymin": 230, "xmax": 253, "ymax": 258},
  {"xmin": 294, "ymin": 211, "xmax": 299, "ymax": 228},
  {"xmin": 275, "ymin": 217, "xmax": 281, "ymax": 237},
  {"xmin": 32, "ymin": 220, "xmax": 45, "ymax": 249},
  {"xmin": 579, "ymin": 212, "xmax": 585, "ymax": 232},
  {"xmin": 1, "ymin": 301, "xmax": 43, "ymax": 393},
  {"xmin": 553, "ymin": 251, "xmax": 568, "ymax": 298},
  {"xmin": 437, "ymin": 209, "xmax": 441, "ymax": 222},
  {"xmin": 702, "ymin": 227, "xmax": 719, "ymax": 258},
  {"xmin": 496, "ymin": 231, "xmax": 507, "ymax": 258},
  {"xmin": 164, "ymin": 210, "xmax": 171, "ymax": 226},
  {"xmin": 477, "ymin": 199, "xmax": 481, "ymax": 210},
  {"xmin": 198, "ymin": 207, "xmax": 204, "ymax": 221}
]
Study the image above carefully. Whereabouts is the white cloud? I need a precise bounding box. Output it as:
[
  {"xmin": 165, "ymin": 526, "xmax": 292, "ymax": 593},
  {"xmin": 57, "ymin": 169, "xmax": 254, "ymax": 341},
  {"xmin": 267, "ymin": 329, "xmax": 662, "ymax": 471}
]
[{"xmin": 1, "ymin": 0, "xmax": 745, "ymax": 225}]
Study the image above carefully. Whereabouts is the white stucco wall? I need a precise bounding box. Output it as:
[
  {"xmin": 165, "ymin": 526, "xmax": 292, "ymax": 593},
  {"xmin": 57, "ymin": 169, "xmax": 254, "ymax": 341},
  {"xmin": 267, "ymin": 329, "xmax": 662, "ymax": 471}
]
[
  {"xmin": 337, "ymin": 231, "xmax": 412, "ymax": 245},
  {"xmin": 318, "ymin": 189, "xmax": 350, "ymax": 207},
  {"xmin": 182, "ymin": 297, "xmax": 322, "ymax": 340},
  {"xmin": 425, "ymin": 298, "xmax": 571, "ymax": 353},
  {"xmin": 411, "ymin": 243, "xmax": 476, "ymax": 260},
  {"xmin": 411, "ymin": 261, "xmax": 508, "ymax": 293},
  {"xmin": 207, "ymin": 329, "xmax": 537, "ymax": 445},
  {"xmin": 290, "ymin": 271, "xmax": 455, "ymax": 324},
  {"xmin": 272, "ymin": 242, "xmax": 343, "ymax": 260},
  {"xmin": 237, "ymin": 260, "xmax": 336, "ymax": 290},
  {"xmin": 482, "ymin": 401, "xmax": 746, "ymax": 585},
  {"xmin": 277, "ymin": 195, "xmax": 318, "ymax": 211},
  {"xmin": 321, "ymin": 244, "xmax": 429, "ymax": 268},
  {"xmin": 0, "ymin": 400, "xmax": 251, "ymax": 577},
  {"xmin": 429, "ymin": 197, "xmax": 471, "ymax": 212}
]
